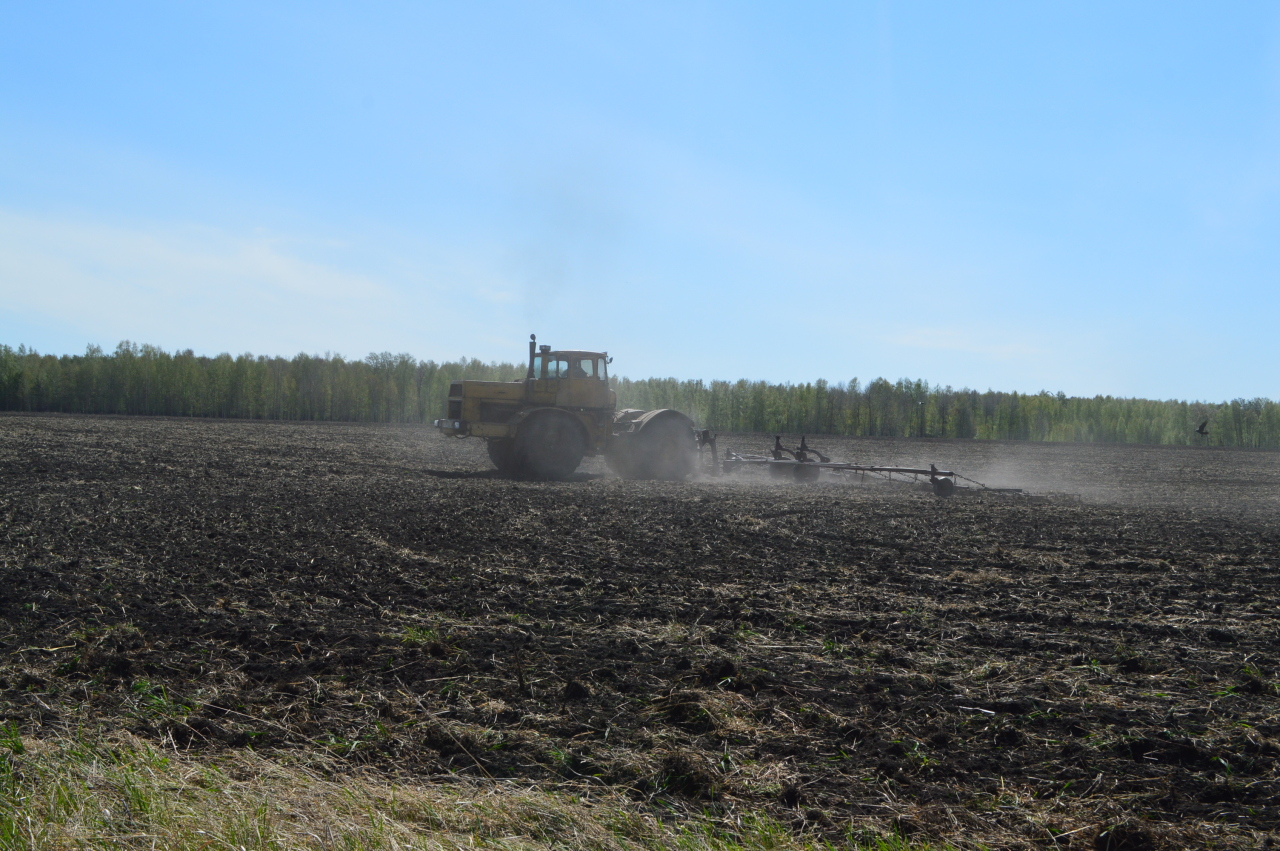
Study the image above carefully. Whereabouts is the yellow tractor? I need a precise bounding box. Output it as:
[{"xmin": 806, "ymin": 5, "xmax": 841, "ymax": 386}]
[{"xmin": 433, "ymin": 335, "xmax": 698, "ymax": 480}]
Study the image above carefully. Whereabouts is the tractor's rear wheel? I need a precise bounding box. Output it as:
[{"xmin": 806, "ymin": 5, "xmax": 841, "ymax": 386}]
[
  {"xmin": 486, "ymin": 438, "xmax": 519, "ymax": 476},
  {"xmin": 514, "ymin": 413, "xmax": 587, "ymax": 480},
  {"xmin": 626, "ymin": 414, "xmax": 697, "ymax": 480}
]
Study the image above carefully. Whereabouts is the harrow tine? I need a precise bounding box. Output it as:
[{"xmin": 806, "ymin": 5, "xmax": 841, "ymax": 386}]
[{"xmin": 717, "ymin": 437, "xmax": 1007, "ymax": 497}]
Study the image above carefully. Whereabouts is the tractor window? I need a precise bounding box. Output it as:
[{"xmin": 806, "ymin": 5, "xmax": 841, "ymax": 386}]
[
  {"xmin": 547, "ymin": 359, "xmax": 570, "ymax": 379},
  {"xmin": 569, "ymin": 358, "xmax": 596, "ymax": 379},
  {"xmin": 532, "ymin": 355, "xmax": 544, "ymax": 378}
]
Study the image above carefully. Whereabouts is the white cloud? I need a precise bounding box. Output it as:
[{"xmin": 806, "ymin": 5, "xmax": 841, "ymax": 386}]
[
  {"xmin": 0, "ymin": 208, "xmax": 386, "ymax": 311},
  {"xmin": 0, "ymin": 209, "xmax": 503, "ymax": 358},
  {"xmin": 0, "ymin": 207, "xmax": 618, "ymax": 367}
]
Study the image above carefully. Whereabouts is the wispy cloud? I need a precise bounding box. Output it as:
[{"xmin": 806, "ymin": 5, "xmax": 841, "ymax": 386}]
[
  {"xmin": 0, "ymin": 208, "xmax": 385, "ymax": 305},
  {"xmin": 0, "ymin": 209, "xmax": 451, "ymax": 356}
]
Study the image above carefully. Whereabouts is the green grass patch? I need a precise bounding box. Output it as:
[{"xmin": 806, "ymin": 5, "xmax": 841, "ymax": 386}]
[{"xmin": 0, "ymin": 732, "xmax": 942, "ymax": 851}]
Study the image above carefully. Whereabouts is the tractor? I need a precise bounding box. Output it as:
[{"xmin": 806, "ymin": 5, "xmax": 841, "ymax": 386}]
[{"xmin": 433, "ymin": 335, "xmax": 698, "ymax": 480}]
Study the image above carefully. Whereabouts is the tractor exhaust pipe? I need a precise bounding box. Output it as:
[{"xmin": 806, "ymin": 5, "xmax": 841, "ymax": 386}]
[{"xmin": 527, "ymin": 334, "xmax": 537, "ymax": 380}]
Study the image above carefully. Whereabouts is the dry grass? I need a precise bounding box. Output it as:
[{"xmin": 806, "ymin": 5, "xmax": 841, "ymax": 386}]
[{"xmin": 0, "ymin": 732, "xmax": 935, "ymax": 851}]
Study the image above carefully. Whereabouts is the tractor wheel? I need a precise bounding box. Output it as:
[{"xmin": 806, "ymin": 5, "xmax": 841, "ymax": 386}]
[
  {"xmin": 629, "ymin": 414, "xmax": 697, "ymax": 480},
  {"xmin": 932, "ymin": 477, "xmax": 956, "ymax": 498},
  {"xmin": 514, "ymin": 413, "xmax": 587, "ymax": 480},
  {"xmin": 486, "ymin": 438, "xmax": 519, "ymax": 476}
]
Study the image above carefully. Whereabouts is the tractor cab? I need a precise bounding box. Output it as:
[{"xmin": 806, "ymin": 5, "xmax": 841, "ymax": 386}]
[
  {"xmin": 528, "ymin": 342, "xmax": 612, "ymax": 409},
  {"xmin": 531, "ymin": 350, "xmax": 608, "ymax": 382}
]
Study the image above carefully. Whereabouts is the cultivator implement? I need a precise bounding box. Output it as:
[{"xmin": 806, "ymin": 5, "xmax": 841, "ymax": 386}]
[{"xmin": 703, "ymin": 434, "xmax": 1021, "ymax": 497}]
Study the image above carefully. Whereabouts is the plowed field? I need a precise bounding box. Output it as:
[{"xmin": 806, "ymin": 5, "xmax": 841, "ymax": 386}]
[{"xmin": 3, "ymin": 414, "xmax": 1278, "ymax": 848}]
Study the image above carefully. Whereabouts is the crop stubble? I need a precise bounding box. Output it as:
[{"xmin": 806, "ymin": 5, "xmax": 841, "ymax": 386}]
[{"xmin": 2, "ymin": 414, "xmax": 1278, "ymax": 848}]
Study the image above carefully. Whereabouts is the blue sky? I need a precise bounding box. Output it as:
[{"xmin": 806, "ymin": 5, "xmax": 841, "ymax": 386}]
[{"xmin": 2, "ymin": 2, "xmax": 1278, "ymax": 401}]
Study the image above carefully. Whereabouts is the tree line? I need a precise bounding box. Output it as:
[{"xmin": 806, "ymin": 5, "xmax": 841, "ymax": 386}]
[
  {"xmin": 3, "ymin": 342, "xmax": 1277, "ymax": 448},
  {"xmin": 0, "ymin": 343, "xmax": 522, "ymax": 425},
  {"xmin": 615, "ymin": 376, "xmax": 1280, "ymax": 448}
]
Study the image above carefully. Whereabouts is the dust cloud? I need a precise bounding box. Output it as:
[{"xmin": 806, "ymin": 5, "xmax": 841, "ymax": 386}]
[{"xmin": 620, "ymin": 432, "xmax": 1280, "ymax": 517}]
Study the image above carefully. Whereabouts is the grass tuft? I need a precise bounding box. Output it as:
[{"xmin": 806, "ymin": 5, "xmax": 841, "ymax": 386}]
[{"xmin": 0, "ymin": 732, "xmax": 944, "ymax": 851}]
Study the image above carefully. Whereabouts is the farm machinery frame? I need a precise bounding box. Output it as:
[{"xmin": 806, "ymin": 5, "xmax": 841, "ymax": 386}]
[{"xmin": 714, "ymin": 436, "xmax": 955, "ymax": 496}]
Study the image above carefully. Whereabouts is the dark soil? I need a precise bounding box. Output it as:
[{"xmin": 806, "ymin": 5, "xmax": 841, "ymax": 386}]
[{"xmin": 2, "ymin": 414, "xmax": 1278, "ymax": 848}]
